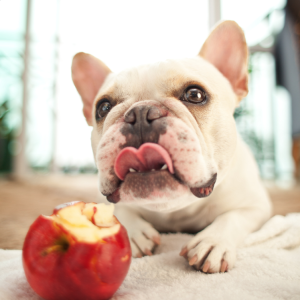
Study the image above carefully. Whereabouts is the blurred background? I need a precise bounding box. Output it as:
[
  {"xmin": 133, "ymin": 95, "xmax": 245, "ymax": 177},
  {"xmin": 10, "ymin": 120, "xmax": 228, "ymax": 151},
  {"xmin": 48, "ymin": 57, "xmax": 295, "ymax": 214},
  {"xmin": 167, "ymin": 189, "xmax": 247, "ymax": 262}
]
[{"xmin": 0, "ymin": 0, "xmax": 300, "ymax": 249}]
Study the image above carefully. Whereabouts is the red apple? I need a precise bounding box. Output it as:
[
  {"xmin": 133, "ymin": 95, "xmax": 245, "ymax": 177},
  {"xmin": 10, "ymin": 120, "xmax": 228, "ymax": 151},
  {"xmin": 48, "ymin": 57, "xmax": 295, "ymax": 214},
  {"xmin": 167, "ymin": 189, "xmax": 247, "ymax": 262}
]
[{"xmin": 22, "ymin": 201, "xmax": 131, "ymax": 300}]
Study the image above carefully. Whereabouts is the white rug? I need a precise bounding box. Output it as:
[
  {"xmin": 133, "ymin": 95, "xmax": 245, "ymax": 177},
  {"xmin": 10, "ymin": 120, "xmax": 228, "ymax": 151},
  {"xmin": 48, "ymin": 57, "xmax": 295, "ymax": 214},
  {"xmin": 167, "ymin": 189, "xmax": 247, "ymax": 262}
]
[{"xmin": 1, "ymin": 214, "xmax": 300, "ymax": 300}]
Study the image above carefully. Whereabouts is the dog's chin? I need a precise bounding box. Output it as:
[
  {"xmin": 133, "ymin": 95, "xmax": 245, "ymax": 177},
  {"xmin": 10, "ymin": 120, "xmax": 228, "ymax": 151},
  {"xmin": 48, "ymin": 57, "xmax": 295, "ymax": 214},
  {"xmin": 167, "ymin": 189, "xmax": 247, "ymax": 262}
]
[
  {"xmin": 122, "ymin": 170, "xmax": 181, "ymax": 198},
  {"xmin": 106, "ymin": 170, "xmax": 217, "ymax": 212},
  {"xmin": 120, "ymin": 172, "xmax": 192, "ymax": 212}
]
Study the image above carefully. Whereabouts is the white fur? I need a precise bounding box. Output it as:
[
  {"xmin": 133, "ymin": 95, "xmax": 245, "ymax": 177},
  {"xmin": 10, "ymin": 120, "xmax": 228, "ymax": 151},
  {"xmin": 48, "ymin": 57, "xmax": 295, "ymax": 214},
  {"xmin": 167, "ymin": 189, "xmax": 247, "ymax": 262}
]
[
  {"xmin": 72, "ymin": 22, "xmax": 272, "ymax": 273},
  {"xmin": 94, "ymin": 58, "xmax": 271, "ymax": 272}
]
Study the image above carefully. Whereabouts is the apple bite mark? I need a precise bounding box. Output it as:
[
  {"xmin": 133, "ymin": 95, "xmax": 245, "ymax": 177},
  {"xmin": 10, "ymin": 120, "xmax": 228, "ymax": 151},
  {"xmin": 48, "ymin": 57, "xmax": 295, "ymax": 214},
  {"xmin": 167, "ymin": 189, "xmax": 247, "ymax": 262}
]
[
  {"xmin": 83, "ymin": 202, "xmax": 117, "ymax": 227},
  {"xmin": 49, "ymin": 202, "xmax": 121, "ymax": 242},
  {"xmin": 41, "ymin": 203, "xmax": 121, "ymax": 256}
]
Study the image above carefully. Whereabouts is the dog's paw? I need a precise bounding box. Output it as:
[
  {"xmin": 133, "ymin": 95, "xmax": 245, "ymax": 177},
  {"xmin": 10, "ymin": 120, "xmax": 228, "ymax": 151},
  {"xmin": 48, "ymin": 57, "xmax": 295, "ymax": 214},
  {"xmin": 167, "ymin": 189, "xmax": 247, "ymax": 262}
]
[
  {"xmin": 180, "ymin": 233, "xmax": 236, "ymax": 273},
  {"xmin": 127, "ymin": 220, "xmax": 161, "ymax": 258}
]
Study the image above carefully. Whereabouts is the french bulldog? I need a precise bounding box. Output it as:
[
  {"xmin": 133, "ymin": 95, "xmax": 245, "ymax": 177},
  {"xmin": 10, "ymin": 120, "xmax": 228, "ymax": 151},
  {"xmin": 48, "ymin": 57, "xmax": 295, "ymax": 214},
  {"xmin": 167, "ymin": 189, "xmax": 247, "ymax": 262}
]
[{"xmin": 71, "ymin": 21, "xmax": 272, "ymax": 273}]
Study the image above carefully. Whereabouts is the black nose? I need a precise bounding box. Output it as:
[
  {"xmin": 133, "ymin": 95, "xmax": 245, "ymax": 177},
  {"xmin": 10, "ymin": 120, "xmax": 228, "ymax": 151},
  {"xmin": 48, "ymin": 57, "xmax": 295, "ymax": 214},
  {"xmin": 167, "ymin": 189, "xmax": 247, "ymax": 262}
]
[
  {"xmin": 124, "ymin": 106, "xmax": 163, "ymax": 125},
  {"xmin": 122, "ymin": 105, "xmax": 167, "ymax": 148}
]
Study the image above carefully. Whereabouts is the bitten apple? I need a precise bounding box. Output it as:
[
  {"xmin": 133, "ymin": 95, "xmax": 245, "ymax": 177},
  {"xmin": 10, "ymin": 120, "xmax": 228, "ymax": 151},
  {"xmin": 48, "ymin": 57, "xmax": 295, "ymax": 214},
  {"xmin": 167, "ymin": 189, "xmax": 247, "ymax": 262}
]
[{"xmin": 22, "ymin": 201, "xmax": 131, "ymax": 300}]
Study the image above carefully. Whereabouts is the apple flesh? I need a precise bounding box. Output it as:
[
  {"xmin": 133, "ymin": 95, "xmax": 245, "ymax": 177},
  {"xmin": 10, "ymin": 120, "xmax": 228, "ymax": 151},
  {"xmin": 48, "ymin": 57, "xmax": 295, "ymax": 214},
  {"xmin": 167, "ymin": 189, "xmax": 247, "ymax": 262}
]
[{"xmin": 22, "ymin": 201, "xmax": 131, "ymax": 300}]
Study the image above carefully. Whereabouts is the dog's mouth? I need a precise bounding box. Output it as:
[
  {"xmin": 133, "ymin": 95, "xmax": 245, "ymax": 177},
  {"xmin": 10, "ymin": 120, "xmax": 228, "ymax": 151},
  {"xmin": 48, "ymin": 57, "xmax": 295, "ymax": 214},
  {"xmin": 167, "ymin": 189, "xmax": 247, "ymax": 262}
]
[
  {"xmin": 114, "ymin": 143, "xmax": 174, "ymax": 180},
  {"xmin": 106, "ymin": 143, "xmax": 217, "ymax": 203}
]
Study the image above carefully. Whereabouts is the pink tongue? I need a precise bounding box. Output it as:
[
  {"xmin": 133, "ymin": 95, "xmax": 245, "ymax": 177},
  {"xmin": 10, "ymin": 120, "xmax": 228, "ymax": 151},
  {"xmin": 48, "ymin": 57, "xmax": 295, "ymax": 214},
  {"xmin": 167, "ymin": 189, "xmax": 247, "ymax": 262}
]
[{"xmin": 114, "ymin": 143, "xmax": 174, "ymax": 180}]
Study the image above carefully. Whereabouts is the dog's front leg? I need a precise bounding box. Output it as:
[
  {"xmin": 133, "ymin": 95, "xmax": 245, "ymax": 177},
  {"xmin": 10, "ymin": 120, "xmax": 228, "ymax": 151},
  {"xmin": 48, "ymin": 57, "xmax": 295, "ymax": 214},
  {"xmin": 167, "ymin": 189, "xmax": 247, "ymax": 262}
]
[
  {"xmin": 114, "ymin": 204, "xmax": 161, "ymax": 257},
  {"xmin": 180, "ymin": 208, "xmax": 270, "ymax": 273}
]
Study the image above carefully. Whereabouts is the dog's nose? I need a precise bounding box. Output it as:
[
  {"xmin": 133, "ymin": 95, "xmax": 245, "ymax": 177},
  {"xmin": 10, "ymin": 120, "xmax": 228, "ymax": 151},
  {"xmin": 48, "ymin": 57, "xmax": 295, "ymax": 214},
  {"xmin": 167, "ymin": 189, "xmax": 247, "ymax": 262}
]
[
  {"xmin": 124, "ymin": 106, "xmax": 164, "ymax": 125},
  {"xmin": 122, "ymin": 105, "xmax": 167, "ymax": 147}
]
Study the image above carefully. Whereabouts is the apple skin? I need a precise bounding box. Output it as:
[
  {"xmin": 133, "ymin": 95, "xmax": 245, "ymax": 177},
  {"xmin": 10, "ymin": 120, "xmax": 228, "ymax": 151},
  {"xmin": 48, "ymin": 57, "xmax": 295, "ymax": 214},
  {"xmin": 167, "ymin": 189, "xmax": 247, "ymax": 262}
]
[{"xmin": 22, "ymin": 213, "xmax": 131, "ymax": 300}]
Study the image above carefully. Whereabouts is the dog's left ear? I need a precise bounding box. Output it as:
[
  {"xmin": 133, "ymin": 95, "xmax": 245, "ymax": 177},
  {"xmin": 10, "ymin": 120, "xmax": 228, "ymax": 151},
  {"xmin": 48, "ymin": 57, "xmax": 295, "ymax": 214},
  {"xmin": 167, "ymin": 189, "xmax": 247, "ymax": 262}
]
[
  {"xmin": 72, "ymin": 52, "xmax": 111, "ymax": 125},
  {"xmin": 199, "ymin": 21, "xmax": 248, "ymax": 101}
]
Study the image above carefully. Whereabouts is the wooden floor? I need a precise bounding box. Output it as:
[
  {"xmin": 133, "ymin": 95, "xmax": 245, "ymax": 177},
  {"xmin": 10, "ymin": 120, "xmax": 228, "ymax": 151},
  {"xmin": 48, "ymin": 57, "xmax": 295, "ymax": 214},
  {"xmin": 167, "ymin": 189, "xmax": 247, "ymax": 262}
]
[{"xmin": 0, "ymin": 174, "xmax": 299, "ymax": 250}]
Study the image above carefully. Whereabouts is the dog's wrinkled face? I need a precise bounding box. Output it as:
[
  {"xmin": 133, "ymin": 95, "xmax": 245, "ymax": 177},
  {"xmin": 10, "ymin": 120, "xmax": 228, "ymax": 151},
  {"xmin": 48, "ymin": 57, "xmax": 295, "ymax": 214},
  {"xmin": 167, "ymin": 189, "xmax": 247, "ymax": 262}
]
[
  {"xmin": 93, "ymin": 58, "xmax": 236, "ymax": 207},
  {"xmin": 72, "ymin": 21, "xmax": 248, "ymax": 212}
]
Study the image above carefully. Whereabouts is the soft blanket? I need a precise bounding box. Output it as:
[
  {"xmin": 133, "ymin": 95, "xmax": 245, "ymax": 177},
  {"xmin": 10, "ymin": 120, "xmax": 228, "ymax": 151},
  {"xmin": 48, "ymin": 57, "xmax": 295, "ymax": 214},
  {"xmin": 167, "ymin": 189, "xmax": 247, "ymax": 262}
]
[{"xmin": 1, "ymin": 214, "xmax": 300, "ymax": 300}]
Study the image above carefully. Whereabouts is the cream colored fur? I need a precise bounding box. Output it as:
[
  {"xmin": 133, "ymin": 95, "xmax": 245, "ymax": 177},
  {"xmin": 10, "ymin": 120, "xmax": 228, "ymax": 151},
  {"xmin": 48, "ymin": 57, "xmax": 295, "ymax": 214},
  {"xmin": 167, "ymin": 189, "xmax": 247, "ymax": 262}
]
[{"xmin": 72, "ymin": 21, "xmax": 272, "ymax": 273}]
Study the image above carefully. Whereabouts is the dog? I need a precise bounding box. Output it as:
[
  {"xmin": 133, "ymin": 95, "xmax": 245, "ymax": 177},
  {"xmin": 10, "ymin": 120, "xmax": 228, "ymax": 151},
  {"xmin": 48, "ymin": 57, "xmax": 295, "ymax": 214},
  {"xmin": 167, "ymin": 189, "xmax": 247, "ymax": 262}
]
[{"xmin": 71, "ymin": 20, "xmax": 272, "ymax": 273}]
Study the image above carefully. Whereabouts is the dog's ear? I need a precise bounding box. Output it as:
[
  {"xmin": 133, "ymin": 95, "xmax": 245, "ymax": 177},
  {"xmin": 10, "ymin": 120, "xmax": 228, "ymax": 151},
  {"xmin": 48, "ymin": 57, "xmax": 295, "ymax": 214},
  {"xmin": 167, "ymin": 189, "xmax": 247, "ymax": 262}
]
[
  {"xmin": 199, "ymin": 21, "xmax": 248, "ymax": 101},
  {"xmin": 72, "ymin": 52, "xmax": 111, "ymax": 125}
]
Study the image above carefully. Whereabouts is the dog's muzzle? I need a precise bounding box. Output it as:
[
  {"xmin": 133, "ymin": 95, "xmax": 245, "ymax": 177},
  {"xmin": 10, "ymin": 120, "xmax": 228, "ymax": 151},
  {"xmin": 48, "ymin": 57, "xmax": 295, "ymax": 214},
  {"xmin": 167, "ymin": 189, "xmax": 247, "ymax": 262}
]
[{"xmin": 101, "ymin": 103, "xmax": 217, "ymax": 203}]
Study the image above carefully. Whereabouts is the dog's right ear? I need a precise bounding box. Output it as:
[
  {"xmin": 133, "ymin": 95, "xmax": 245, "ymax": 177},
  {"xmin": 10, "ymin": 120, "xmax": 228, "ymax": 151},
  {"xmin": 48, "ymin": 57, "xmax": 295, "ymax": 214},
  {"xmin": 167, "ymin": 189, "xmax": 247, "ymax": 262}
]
[{"xmin": 72, "ymin": 52, "xmax": 111, "ymax": 126}]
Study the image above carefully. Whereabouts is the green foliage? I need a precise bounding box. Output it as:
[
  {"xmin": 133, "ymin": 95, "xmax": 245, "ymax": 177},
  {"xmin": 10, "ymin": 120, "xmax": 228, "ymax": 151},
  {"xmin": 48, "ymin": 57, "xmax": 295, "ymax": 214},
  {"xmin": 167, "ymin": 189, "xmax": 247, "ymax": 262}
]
[
  {"xmin": 0, "ymin": 100, "xmax": 14, "ymax": 172},
  {"xmin": 0, "ymin": 100, "xmax": 13, "ymax": 138},
  {"xmin": 233, "ymin": 106, "xmax": 250, "ymax": 120},
  {"xmin": 234, "ymin": 104, "xmax": 275, "ymax": 178}
]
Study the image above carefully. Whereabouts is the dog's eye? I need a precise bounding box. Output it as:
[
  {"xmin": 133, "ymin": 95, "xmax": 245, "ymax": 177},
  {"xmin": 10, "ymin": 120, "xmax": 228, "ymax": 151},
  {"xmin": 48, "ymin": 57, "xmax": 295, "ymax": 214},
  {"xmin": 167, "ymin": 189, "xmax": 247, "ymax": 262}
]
[
  {"xmin": 183, "ymin": 87, "xmax": 206, "ymax": 104},
  {"xmin": 96, "ymin": 100, "xmax": 112, "ymax": 121}
]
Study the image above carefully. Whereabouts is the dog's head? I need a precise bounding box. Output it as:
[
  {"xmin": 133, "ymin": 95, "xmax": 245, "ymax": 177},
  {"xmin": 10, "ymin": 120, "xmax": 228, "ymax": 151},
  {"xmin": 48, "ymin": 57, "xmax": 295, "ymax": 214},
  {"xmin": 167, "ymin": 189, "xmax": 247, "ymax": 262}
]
[{"xmin": 72, "ymin": 21, "xmax": 248, "ymax": 212}]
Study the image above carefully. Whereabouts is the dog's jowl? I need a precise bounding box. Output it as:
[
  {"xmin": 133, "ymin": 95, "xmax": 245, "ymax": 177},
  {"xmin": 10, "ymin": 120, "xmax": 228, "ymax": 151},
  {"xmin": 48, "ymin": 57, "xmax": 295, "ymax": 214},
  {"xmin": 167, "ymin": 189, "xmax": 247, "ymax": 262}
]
[{"xmin": 72, "ymin": 21, "xmax": 272, "ymax": 273}]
